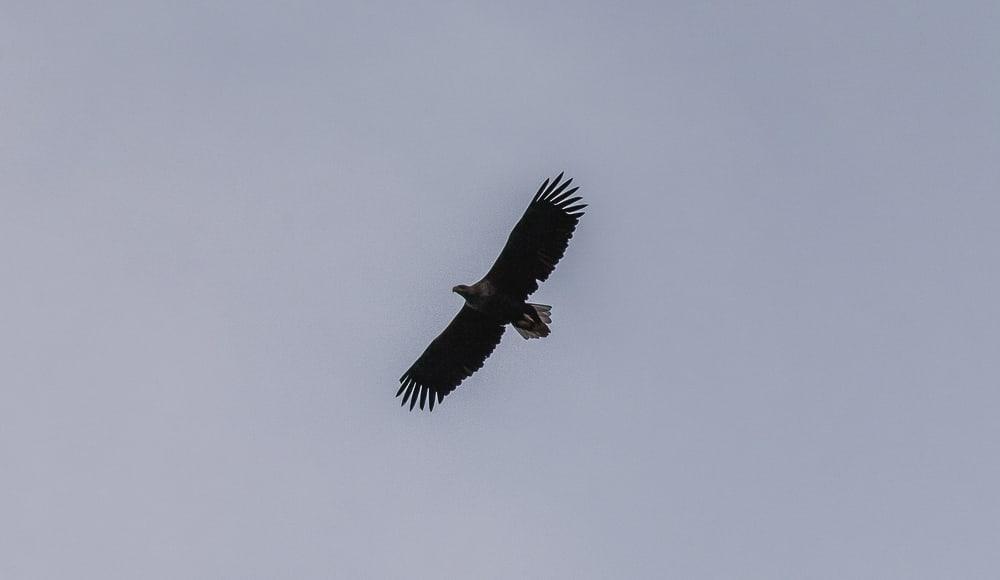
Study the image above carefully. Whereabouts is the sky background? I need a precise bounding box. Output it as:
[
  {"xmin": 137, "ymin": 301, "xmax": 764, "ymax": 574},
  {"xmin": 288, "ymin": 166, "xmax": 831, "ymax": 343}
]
[{"xmin": 2, "ymin": 1, "xmax": 999, "ymax": 578}]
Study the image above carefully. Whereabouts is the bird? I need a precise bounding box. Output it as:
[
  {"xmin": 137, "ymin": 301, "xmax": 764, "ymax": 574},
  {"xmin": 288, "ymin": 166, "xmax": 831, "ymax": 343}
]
[{"xmin": 398, "ymin": 172, "xmax": 586, "ymax": 411}]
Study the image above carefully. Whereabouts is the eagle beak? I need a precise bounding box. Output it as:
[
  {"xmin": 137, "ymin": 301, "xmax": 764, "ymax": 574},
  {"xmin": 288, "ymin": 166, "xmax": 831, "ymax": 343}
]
[{"xmin": 452, "ymin": 286, "xmax": 461, "ymax": 294}]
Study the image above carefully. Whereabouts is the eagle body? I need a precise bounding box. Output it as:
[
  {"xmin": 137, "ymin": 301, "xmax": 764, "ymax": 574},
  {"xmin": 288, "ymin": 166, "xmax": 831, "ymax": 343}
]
[
  {"xmin": 454, "ymin": 280, "xmax": 551, "ymax": 338},
  {"xmin": 398, "ymin": 173, "xmax": 586, "ymax": 411},
  {"xmin": 453, "ymin": 280, "xmax": 530, "ymax": 321}
]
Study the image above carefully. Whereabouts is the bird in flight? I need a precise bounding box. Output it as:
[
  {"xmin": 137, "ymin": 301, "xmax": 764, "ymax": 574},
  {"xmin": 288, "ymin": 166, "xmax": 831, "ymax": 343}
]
[{"xmin": 398, "ymin": 173, "xmax": 586, "ymax": 411}]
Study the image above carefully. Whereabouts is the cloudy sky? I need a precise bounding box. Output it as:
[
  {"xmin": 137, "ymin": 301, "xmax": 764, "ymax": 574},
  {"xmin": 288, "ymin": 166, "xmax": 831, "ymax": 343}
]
[{"xmin": 2, "ymin": 1, "xmax": 998, "ymax": 578}]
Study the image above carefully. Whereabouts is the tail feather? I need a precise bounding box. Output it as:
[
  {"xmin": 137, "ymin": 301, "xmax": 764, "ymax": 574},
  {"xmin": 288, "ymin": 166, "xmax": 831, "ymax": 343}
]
[{"xmin": 514, "ymin": 304, "xmax": 552, "ymax": 339}]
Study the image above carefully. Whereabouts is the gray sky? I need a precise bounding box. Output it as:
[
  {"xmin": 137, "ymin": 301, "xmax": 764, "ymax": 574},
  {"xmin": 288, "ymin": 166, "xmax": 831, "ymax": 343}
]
[{"xmin": 2, "ymin": 1, "xmax": 999, "ymax": 578}]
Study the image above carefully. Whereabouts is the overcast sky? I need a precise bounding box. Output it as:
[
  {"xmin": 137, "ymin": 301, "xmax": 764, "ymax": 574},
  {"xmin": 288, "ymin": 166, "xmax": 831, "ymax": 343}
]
[{"xmin": 2, "ymin": 1, "xmax": 999, "ymax": 578}]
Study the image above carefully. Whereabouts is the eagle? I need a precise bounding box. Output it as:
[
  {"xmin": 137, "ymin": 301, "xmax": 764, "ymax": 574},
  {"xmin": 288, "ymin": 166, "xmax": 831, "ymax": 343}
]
[{"xmin": 398, "ymin": 173, "xmax": 586, "ymax": 411}]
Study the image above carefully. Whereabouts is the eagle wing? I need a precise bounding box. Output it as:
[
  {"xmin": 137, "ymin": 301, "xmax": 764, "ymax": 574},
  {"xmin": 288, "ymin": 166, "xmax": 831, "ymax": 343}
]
[
  {"xmin": 398, "ymin": 305, "xmax": 506, "ymax": 411},
  {"xmin": 482, "ymin": 173, "xmax": 587, "ymax": 302}
]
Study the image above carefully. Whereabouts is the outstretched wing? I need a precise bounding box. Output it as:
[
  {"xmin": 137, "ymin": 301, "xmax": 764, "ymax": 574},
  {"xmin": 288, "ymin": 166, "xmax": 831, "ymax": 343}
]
[
  {"xmin": 482, "ymin": 173, "xmax": 587, "ymax": 302},
  {"xmin": 398, "ymin": 305, "xmax": 506, "ymax": 411}
]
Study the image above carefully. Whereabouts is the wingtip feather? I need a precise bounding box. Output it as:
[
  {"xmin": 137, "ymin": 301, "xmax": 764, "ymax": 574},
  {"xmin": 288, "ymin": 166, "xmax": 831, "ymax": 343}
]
[
  {"xmin": 533, "ymin": 178, "xmax": 550, "ymax": 202},
  {"xmin": 543, "ymin": 172, "xmax": 564, "ymax": 198},
  {"xmin": 402, "ymin": 381, "xmax": 416, "ymax": 406},
  {"xmin": 547, "ymin": 178, "xmax": 573, "ymax": 201},
  {"xmin": 554, "ymin": 191, "xmax": 581, "ymax": 206}
]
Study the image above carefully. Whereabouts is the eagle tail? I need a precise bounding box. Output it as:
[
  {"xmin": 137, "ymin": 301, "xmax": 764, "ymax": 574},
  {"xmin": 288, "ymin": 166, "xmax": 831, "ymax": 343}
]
[{"xmin": 514, "ymin": 304, "xmax": 551, "ymax": 339}]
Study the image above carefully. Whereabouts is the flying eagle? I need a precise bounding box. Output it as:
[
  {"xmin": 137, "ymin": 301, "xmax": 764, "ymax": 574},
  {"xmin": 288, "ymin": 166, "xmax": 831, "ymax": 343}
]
[{"xmin": 398, "ymin": 173, "xmax": 586, "ymax": 411}]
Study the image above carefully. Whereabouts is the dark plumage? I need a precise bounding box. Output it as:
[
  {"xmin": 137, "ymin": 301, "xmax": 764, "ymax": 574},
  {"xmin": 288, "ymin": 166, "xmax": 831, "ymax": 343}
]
[{"xmin": 398, "ymin": 173, "xmax": 586, "ymax": 411}]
